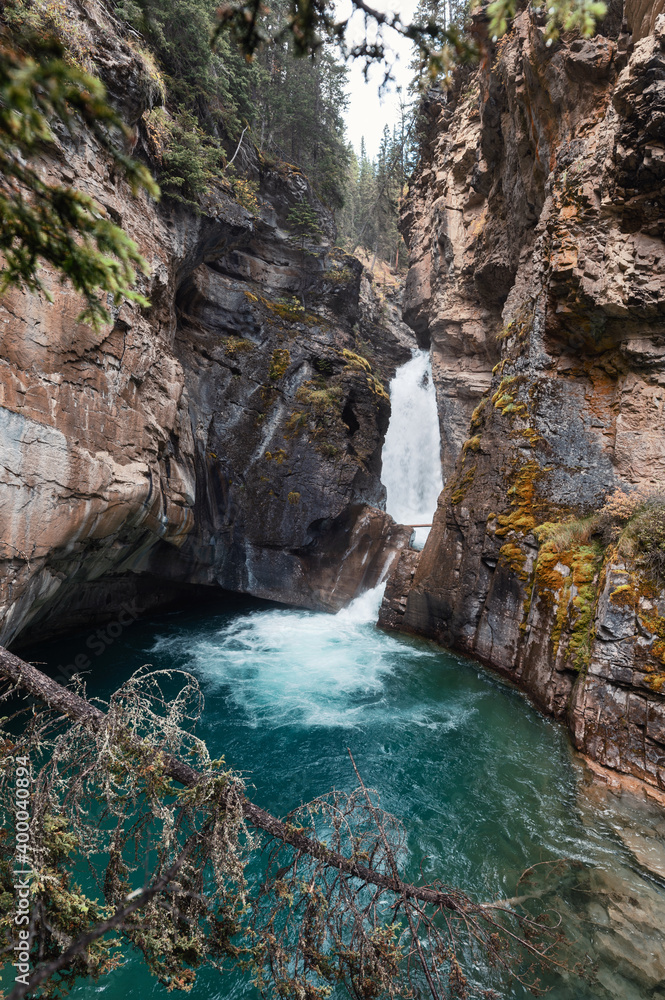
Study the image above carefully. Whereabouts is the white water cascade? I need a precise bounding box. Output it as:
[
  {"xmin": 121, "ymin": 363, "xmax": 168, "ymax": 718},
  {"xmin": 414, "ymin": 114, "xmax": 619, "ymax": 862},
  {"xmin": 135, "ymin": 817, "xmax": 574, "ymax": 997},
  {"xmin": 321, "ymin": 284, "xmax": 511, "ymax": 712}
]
[{"xmin": 381, "ymin": 350, "xmax": 443, "ymax": 550}]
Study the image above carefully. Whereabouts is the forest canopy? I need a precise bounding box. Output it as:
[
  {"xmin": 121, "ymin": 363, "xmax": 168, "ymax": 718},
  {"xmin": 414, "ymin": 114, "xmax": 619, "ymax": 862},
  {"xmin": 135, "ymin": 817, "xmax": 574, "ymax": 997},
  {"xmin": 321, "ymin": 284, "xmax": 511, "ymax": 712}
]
[{"xmin": 0, "ymin": 0, "xmax": 608, "ymax": 316}]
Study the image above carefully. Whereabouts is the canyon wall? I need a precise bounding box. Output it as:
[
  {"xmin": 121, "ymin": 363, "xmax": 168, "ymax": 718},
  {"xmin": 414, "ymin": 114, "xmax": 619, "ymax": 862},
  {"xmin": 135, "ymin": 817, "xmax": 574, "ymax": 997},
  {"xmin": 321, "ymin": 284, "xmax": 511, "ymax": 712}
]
[
  {"xmin": 0, "ymin": 0, "xmax": 413, "ymax": 646},
  {"xmin": 382, "ymin": 5, "xmax": 665, "ymax": 795}
]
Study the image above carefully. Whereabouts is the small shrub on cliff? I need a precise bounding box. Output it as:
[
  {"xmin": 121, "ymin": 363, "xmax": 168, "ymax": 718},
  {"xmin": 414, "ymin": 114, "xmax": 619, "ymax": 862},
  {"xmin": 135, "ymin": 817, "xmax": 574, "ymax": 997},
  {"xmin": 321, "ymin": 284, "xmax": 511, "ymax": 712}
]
[
  {"xmin": 535, "ymin": 516, "xmax": 597, "ymax": 553},
  {"xmin": 143, "ymin": 108, "xmax": 223, "ymax": 207},
  {"xmin": 592, "ymin": 485, "xmax": 665, "ymax": 569},
  {"xmin": 595, "ymin": 487, "xmax": 652, "ymax": 542},
  {"xmin": 228, "ymin": 174, "xmax": 260, "ymax": 214},
  {"xmin": 548, "ymin": 487, "xmax": 665, "ymax": 584},
  {"xmin": 287, "ymin": 201, "xmax": 324, "ymax": 253},
  {"xmin": 620, "ymin": 496, "xmax": 665, "ymax": 583},
  {"xmin": 295, "ymin": 380, "xmax": 343, "ymax": 414},
  {"xmin": 268, "ymin": 348, "xmax": 291, "ymax": 380}
]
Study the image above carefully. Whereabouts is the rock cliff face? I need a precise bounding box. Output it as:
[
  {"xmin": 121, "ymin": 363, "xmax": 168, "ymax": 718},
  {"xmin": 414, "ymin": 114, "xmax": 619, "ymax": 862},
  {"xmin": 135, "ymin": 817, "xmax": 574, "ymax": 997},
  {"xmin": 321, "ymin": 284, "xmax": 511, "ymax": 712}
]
[
  {"xmin": 382, "ymin": 5, "xmax": 665, "ymax": 795},
  {"xmin": 0, "ymin": 0, "xmax": 414, "ymax": 646}
]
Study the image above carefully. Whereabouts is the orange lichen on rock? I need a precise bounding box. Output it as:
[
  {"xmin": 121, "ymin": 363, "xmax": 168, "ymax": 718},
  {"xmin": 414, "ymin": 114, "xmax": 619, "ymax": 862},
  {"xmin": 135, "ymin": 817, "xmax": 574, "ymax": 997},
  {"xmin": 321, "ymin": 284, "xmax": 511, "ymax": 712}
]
[
  {"xmin": 495, "ymin": 460, "xmax": 543, "ymax": 538},
  {"xmin": 499, "ymin": 541, "xmax": 528, "ymax": 579},
  {"xmin": 637, "ymin": 604, "xmax": 665, "ymax": 667}
]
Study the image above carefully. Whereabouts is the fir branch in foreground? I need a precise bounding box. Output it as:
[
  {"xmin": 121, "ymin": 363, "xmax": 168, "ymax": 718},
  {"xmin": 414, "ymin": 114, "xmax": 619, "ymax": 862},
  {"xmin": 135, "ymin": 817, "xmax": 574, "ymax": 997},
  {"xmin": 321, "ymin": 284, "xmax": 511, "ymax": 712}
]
[
  {"xmin": 0, "ymin": 645, "xmax": 582, "ymax": 999},
  {"xmin": 0, "ymin": 35, "xmax": 159, "ymax": 327},
  {"xmin": 213, "ymin": 0, "xmax": 607, "ymax": 84}
]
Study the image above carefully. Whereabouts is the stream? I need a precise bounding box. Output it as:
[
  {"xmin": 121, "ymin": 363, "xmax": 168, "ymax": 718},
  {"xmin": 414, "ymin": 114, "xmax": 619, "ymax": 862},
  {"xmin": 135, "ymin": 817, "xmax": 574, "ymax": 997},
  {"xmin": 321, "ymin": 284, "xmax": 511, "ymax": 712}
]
[{"xmin": 17, "ymin": 351, "xmax": 665, "ymax": 999}]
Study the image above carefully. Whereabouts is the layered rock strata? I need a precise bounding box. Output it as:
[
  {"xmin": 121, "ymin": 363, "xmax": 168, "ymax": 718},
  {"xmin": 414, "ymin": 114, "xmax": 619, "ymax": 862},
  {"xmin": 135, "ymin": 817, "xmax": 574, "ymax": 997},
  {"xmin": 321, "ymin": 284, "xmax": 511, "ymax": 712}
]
[
  {"xmin": 382, "ymin": 6, "xmax": 665, "ymax": 793},
  {"xmin": 0, "ymin": 0, "xmax": 414, "ymax": 646}
]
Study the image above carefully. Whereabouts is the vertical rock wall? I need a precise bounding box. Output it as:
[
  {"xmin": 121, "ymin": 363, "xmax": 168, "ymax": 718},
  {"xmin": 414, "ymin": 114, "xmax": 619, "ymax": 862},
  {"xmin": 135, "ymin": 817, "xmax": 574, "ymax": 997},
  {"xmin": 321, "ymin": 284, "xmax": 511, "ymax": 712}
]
[{"xmin": 383, "ymin": 8, "xmax": 665, "ymax": 794}]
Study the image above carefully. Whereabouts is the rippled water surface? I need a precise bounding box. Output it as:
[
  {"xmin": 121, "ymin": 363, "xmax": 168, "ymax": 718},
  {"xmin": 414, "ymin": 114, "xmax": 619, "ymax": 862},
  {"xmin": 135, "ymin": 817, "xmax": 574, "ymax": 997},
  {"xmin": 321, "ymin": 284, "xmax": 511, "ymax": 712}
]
[{"xmin": 21, "ymin": 589, "xmax": 665, "ymax": 1000}]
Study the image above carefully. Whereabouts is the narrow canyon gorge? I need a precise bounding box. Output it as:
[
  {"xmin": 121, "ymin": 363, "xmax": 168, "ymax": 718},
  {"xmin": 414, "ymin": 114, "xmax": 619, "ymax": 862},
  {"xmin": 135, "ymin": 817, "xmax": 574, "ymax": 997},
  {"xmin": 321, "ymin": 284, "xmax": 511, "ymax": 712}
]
[
  {"xmin": 2, "ymin": 2, "xmax": 665, "ymax": 995},
  {"xmin": 3, "ymin": 0, "xmax": 664, "ymax": 799}
]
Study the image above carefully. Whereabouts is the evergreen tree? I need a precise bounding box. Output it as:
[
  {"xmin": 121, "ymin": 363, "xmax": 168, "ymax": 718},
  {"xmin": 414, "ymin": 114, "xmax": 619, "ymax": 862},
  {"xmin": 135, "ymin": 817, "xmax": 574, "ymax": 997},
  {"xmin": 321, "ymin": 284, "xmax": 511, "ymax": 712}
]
[
  {"xmin": 337, "ymin": 128, "xmax": 412, "ymax": 270},
  {"xmin": 112, "ymin": 0, "xmax": 349, "ymax": 209},
  {"xmin": 250, "ymin": 0, "xmax": 349, "ymax": 208},
  {"xmin": 0, "ymin": 31, "xmax": 158, "ymax": 325}
]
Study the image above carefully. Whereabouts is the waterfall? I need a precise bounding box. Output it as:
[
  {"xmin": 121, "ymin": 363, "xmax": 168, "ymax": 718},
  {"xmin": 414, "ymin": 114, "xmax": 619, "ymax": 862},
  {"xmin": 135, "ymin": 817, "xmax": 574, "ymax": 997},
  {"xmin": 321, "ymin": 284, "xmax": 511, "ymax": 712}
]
[{"xmin": 382, "ymin": 350, "xmax": 443, "ymax": 550}]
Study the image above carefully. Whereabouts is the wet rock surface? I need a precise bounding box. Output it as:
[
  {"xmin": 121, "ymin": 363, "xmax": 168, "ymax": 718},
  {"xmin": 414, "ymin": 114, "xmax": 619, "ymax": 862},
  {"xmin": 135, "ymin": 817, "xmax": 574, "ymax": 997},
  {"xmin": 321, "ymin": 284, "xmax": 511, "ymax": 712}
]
[
  {"xmin": 377, "ymin": 548, "xmax": 421, "ymax": 631},
  {"xmin": 571, "ymin": 769, "xmax": 665, "ymax": 999},
  {"xmin": 388, "ymin": 9, "xmax": 665, "ymax": 793}
]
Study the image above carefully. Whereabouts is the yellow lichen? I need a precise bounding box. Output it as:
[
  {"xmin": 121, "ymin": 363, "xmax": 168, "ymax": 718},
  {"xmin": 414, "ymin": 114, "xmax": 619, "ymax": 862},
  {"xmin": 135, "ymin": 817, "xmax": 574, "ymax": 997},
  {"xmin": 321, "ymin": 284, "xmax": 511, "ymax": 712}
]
[
  {"xmin": 287, "ymin": 491, "xmax": 301, "ymax": 505},
  {"xmin": 450, "ymin": 464, "xmax": 477, "ymax": 506},
  {"xmin": 342, "ymin": 349, "xmax": 372, "ymax": 373},
  {"xmin": 491, "ymin": 374, "xmax": 529, "ymax": 419},
  {"xmin": 462, "ymin": 435, "xmax": 481, "ymax": 458},
  {"xmin": 284, "ymin": 411, "xmax": 307, "ymax": 437},
  {"xmin": 637, "ymin": 604, "xmax": 665, "ymax": 667},
  {"xmin": 295, "ymin": 382, "xmax": 343, "ymax": 413},
  {"xmin": 470, "ymin": 397, "xmax": 488, "ymax": 432},
  {"xmin": 501, "ymin": 401, "xmax": 528, "ymax": 417},
  {"xmin": 341, "ymin": 350, "xmax": 388, "ymax": 401},
  {"xmin": 609, "ymin": 583, "xmax": 635, "ymax": 608},
  {"xmin": 224, "ymin": 335, "xmax": 254, "ymax": 357},
  {"xmin": 517, "ymin": 426, "xmax": 542, "ymax": 447},
  {"xmin": 495, "ymin": 461, "xmax": 542, "ymax": 538},
  {"xmin": 496, "ymin": 306, "xmax": 534, "ymax": 343},
  {"xmin": 326, "ymin": 267, "xmax": 354, "ymax": 284},
  {"xmin": 533, "ymin": 537, "xmax": 603, "ymax": 669},
  {"xmin": 251, "ymin": 293, "xmax": 319, "ymax": 325},
  {"xmin": 499, "ymin": 541, "xmax": 528, "ymax": 580},
  {"xmin": 366, "ymin": 374, "xmax": 390, "ymax": 402},
  {"xmin": 269, "ymin": 348, "xmax": 290, "ymax": 380}
]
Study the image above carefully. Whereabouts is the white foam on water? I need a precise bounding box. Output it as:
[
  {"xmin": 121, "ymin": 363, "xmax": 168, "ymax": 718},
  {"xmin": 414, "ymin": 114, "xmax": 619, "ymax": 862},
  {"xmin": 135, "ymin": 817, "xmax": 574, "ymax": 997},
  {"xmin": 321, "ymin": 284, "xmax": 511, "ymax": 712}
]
[
  {"xmin": 148, "ymin": 352, "xmax": 451, "ymax": 729},
  {"xmin": 381, "ymin": 350, "xmax": 443, "ymax": 550},
  {"xmin": 150, "ymin": 586, "xmax": 478, "ymax": 731}
]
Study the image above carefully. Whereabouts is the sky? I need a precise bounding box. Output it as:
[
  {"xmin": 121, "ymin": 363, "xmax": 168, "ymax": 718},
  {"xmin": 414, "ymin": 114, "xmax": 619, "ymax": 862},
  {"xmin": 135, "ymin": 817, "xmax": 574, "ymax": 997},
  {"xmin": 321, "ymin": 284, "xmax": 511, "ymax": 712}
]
[{"xmin": 337, "ymin": 0, "xmax": 422, "ymax": 160}]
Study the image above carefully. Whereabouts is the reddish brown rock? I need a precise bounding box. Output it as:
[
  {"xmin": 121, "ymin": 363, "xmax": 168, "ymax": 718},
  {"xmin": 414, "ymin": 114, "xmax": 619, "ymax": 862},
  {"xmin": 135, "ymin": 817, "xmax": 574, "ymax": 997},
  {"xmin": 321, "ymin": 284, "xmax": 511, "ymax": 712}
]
[
  {"xmin": 0, "ymin": 0, "xmax": 414, "ymax": 645},
  {"xmin": 389, "ymin": 9, "xmax": 665, "ymax": 793}
]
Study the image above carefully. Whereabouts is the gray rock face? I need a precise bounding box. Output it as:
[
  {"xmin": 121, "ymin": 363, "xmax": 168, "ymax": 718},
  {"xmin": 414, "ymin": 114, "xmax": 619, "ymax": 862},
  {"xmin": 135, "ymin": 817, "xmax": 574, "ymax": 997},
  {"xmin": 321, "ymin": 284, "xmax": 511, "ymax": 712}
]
[
  {"xmin": 385, "ymin": 10, "xmax": 665, "ymax": 794},
  {"xmin": 0, "ymin": 0, "xmax": 414, "ymax": 646}
]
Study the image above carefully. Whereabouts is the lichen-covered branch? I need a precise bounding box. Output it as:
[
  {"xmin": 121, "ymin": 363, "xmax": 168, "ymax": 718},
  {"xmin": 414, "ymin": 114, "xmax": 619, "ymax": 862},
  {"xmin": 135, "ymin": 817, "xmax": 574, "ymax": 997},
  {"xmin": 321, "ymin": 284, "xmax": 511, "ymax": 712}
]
[{"xmin": 0, "ymin": 645, "xmax": 574, "ymax": 998}]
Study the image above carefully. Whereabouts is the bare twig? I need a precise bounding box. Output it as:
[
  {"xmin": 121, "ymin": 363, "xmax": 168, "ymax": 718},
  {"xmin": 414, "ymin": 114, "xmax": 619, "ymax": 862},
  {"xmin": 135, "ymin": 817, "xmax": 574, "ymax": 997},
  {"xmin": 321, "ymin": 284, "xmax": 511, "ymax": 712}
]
[{"xmin": 224, "ymin": 125, "xmax": 248, "ymax": 172}]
